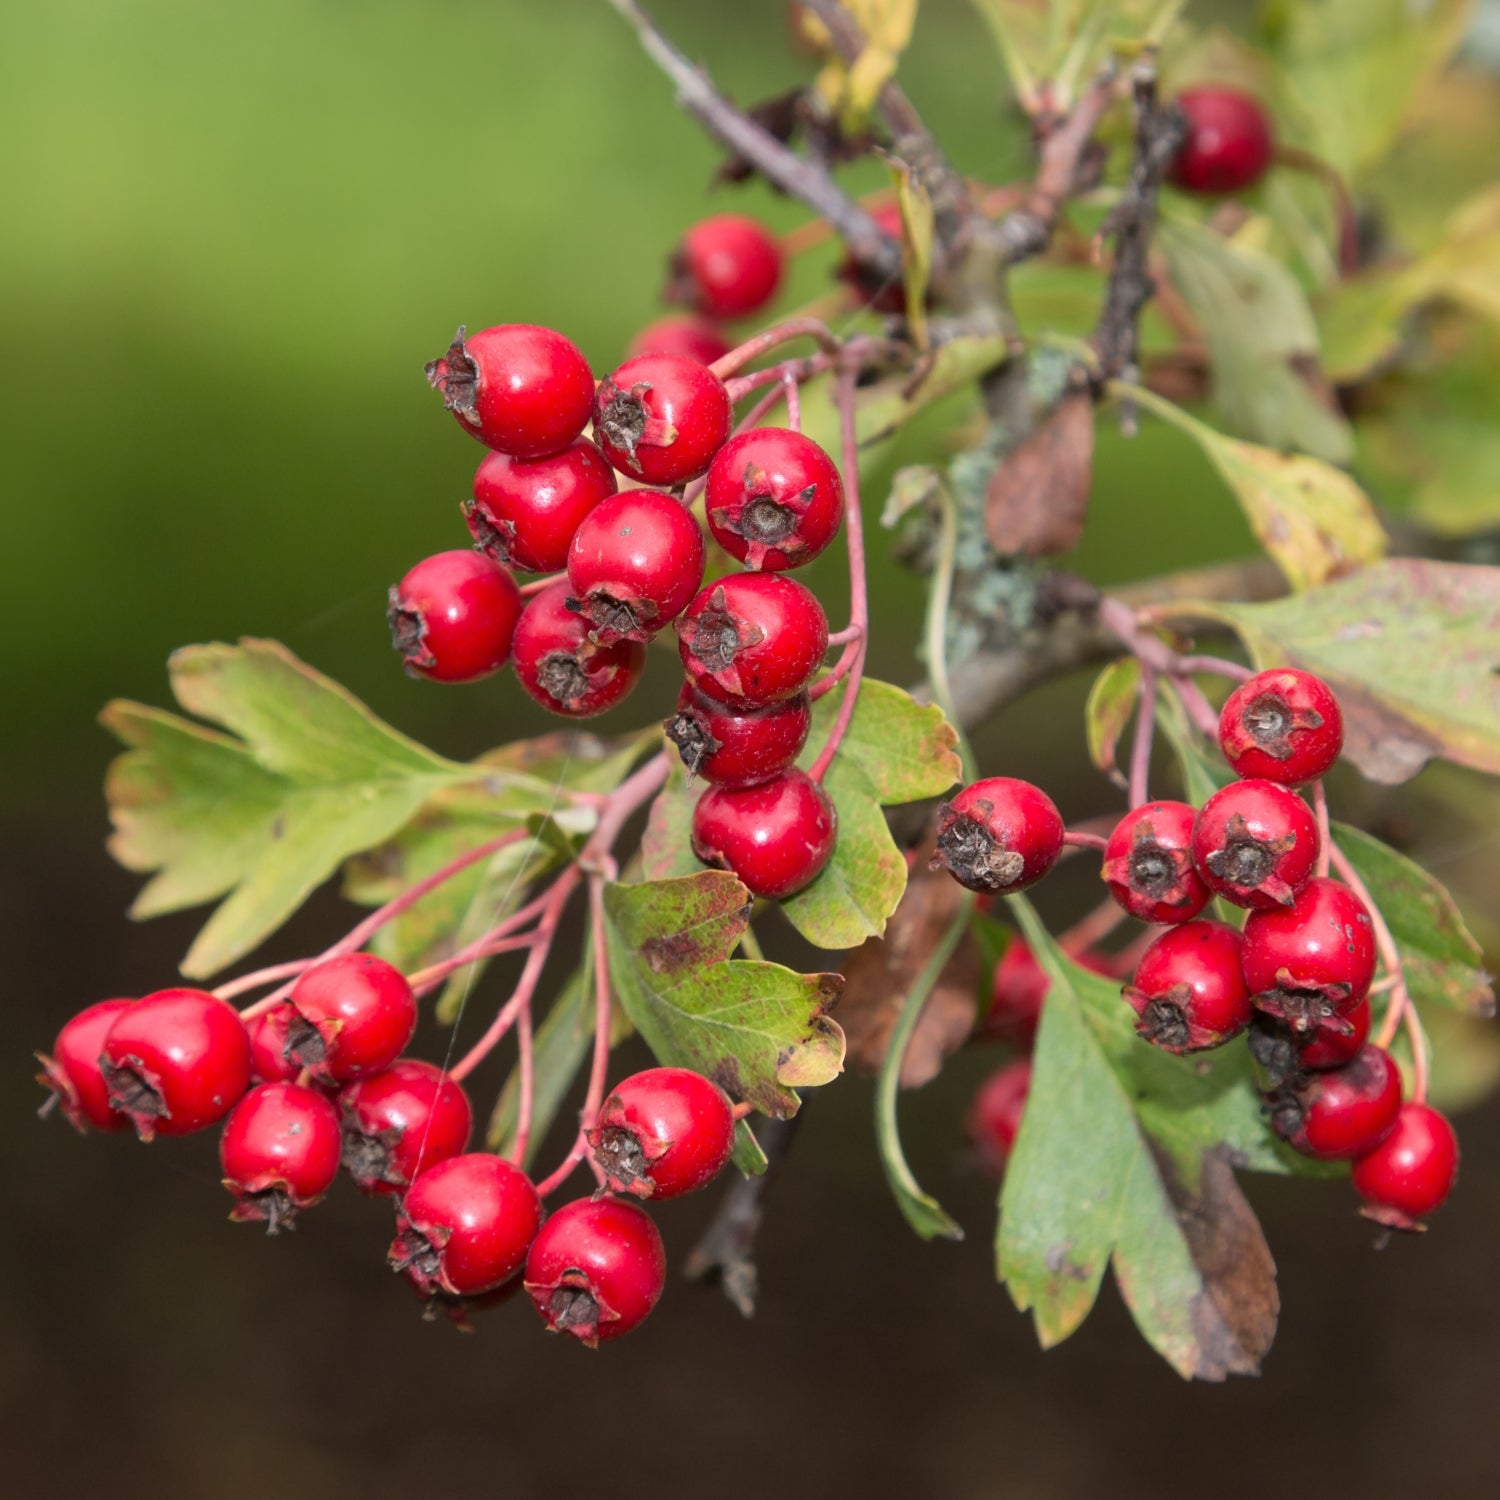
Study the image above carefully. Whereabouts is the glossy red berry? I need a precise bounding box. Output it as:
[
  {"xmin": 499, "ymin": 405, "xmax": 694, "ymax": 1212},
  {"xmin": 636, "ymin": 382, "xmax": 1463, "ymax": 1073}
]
[
  {"xmin": 691, "ymin": 768, "xmax": 837, "ymax": 899},
  {"xmin": 566, "ymin": 489, "xmax": 706, "ymax": 644},
  {"xmin": 836, "ymin": 200, "xmax": 908, "ymax": 314},
  {"xmin": 667, "ymin": 214, "xmax": 783, "ymax": 319},
  {"xmin": 390, "ymin": 1153, "xmax": 542, "ymax": 1299},
  {"xmin": 1219, "ymin": 668, "xmax": 1344, "ymax": 784},
  {"xmin": 1169, "ymin": 87, "xmax": 1274, "ymax": 196},
  {"xmin": 339, "ymin": 1059, "xmax": 474, "ymax": 1195},
  {"xmin": 704, "ymin": 428, "xmax": 845, "ymax": 571},
  {"xmin": 1242, "ymin": 877, "xmax": 1377, "ymax": 1032},
  {"xmin": 1101, "ymin": 800, "xmax": 1211, "ymax": 925},
  {"xmin": 1263, "ymin": 1043, "xmax": 1402, "ymax": 1161},
  {"xmin": 388, "ymin": 550, "xmax": 522, "ymax": 683},
  {"xmin": 593, "ymin": 353, "xmax": 732, "ymax": 486},
  {"xmin": 524, "ymin": 1196, "xmax": 667, "ymax": 1346},
  {"xmin": 1190, "ymin": 778, "xmax": 1319, "ymax": 909},
  {"xmin": 219, "ymin": 1081, "xmax": 342, "ymax": 1231},
  {"xmin": 1247, "ymin": 1000, "xmax": 1373, "ymax": 1092},
  {"xmin": 676, "ymin": 573, "xmax": 829, "ymax": 705},
  {"xmin": 36, "ymin": 997, "xmax": 135, "ymax": 1133},
  {"xmin": 967, "ymin": 1059, "xmax": 1032, "ymax": 1176},
  {"xmin": 248, "ymin": 1004, "xmax": 301, "ymax": 1084},
  {"xmin": 464, "ymin": 439, "xmax": 617, "ymax": 575},
  {"xmin": 285, "ymin": 953, "xmax": 417, "ymax": 1085},
  {"xmin": 1352, "ymin": 1103, "xmax": 1459, "ymax": 1231},
  {"xmin": 666, "ymin": 683, "xmax": 811, "ymax": 787},
  {"xmin": 511, "ymin": 581, "xmax": 647, "ymax": 717},
  {"xmin": 1300, "ymin": 997, "xmax": 1372, "ymax": 1070},
  {"xmin": 1124, "ymin": 920, "xmax": 1252, "ymax": 1054},
  {"xmin": 977, "ymin": 941, "xmax": 1113, "ymax": 1046},
  {"xmin": 931, "ymin": 778, "xmax": 1063, "ymax": 896},
  {"xmin": 101, "ymin": 988, "xmax": 252, "ymax": 1141},
  {"xmin": 425, "ymin": 324, "xmax": 594, "ymax": 458},
  {"xmin": 627, "ymin": 315, "xmax": 732, "ymax": 366},
  {"xmin": 587, "ymin": 1067, "xmax": 736, "ymax": 1200}
]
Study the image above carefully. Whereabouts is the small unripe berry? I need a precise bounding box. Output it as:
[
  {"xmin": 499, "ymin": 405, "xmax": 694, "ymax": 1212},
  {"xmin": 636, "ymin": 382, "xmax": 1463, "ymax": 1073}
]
[
  {"xmin": 967, "ymin": 1059, "xmax": 1032, "ymax": 1176},
  {"xmin": 587, "ymin": 1067, "xmax": 736, "ymax": 1200},
  {"xmin": 627, "ymin": 315, "xmax": 732, "ymax": 366},
  {"xmin": 511, "ymin": 581, "xmax": 647, "ymax": 717},
  {"xmin": 425, "ymin": 324, "xmax": 594, "ymax": 458},
  {"xmin": 285, "ymin": 953, "xmax": 417, "ymax": 1085},
  {"xmin": 1124, "ymin": 920, "xmax": 1252, "ymax": 1054},
  {"xmin": 36, "ymin": 997, "xmax": 136, "ymax": 1133},
  {"xmin": 667, "ymin": 214, "xmax": 783, "ymax": 319},
  {"xmin": 339, "ymin": 1059, "xmax": 474, "ymax": 1195},
  {"xmin": 388, "ymin": 550, "xmax": 522, "ymax": 683},
  {"xmin": 676, "ymin": 573, "xmax": 829, "ymax": 706},
  {"xmin": 1218, "ymin": 668, "xmax": 1343, "ymax": 784},
  {"xmin": 705, "ymin": 428, "xmax": 845, "ymax": 571},
  {"xmin": 1190, "ymin": 779, "xmax": 1319, "ymax": 909},
  {"xmin": 1351, "ymin": 1102, "xmax": 1459, "ymax": 1231},
  {"xmin": 1262, "ymin": 1044, "xmax": 1402, "ymax": 1161},
  {"xmin": 1169, "ymin": 87, "xmax": 1274, "ymax": 196},
  {"xmin": 1101, "ymin": 800, "xmax": 1211, "ymax": 925},
  {"xmin": 219, "ymin": 1082, "xmax": 343, "ymax": 1232},
  {"xmin": 593, "ymin": 353, "xmax": 732, "ymax": 486},
  {"xmin": 931, "ymin": 778, "xmax": 1063, "ymax": 896},
  {"xmin": 691, "ymin": 768, "xmax": 837, "ymax": 899},
  {"xmin": 525, "ymin": 1196, "xmax": 667, "ymax": 1345},
  {"xmin": 666, "ymin": 683, "xmax": 811, "ymax": 787}
]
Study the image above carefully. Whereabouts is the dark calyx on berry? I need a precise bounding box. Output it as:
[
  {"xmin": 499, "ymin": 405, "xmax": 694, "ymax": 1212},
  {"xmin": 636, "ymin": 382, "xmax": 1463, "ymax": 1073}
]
[
  {"xmin": 590, "ymin": 1125, "xmax": 649, "ymax": 1193},
  {"xmin": 1205, "ymin": 813, "xmax": 1290, "ymax": 888},
  {"xmin": 665, "ymin": 705, "xmax": 719, "ymax": 778},
  {"xmin": 681, "ymin": 588, "xmax": 761, "ymax": 671},
  {"xmin": 936, "ymin": 810, "xmax": 1025, "ymax": 890},
  {"xmin": 1137, "ymin": 997, "xmax": 1193, "ymax": 1051},
  {"xmin": 596, "ymin": 381, "xmax": 652, "ymax": 464},
  {"xmin": 426, "ymin": 327, "xmax": 479, "ymax": 421}
]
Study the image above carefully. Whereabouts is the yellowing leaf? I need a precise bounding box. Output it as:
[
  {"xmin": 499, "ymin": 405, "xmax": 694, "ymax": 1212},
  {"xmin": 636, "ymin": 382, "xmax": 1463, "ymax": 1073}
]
[{"xmin": 890, "ymin": 159, "xmax": 935, "ymax": 350}]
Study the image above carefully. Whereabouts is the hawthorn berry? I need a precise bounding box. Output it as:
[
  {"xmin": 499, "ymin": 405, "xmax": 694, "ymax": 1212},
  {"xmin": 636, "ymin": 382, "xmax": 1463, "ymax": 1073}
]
[
  {"xmin": 101, "ymin": 988, "xmax": 252, "ymax": 1141},
  {"xmin": 627, "ymin": 315, "xmax": 732, "ymax": 366},
  {"xmin": 704, "ymin": 427, "xmax": 845, "ymax": 571},
  {"xmin": 388, "ymin": 550, "xmax": 522, "ymax": 683},
  {"xmin": 285, "ymin": 953, "xmax": 417, "ymax": 1085},
  {"xmin": 977, "ymin": 941, "xmax": 1113, "ymax": 1046},
  {"xmin": 390, "ymin": 1153, "xmax": 542, "ymax": 1299},
  {"xmin": 1300, "ymin": 997, "xmax": 1372, "ymax": 1070},
  {"xmin": 524, "ymin": 1196, "xmax": 667, "ymax": 1346},
  {"xmin": 566, "ymin": 489, "xmax": 706, "ymax": 644},
  {"xmin": 1242, "ymin": 877, "xmax": 1377, "ymax": 1032},
  {"xmin": 219, "ymin": 1081, "xmax": 342, "ymax": 1232},
  {"xmin": 511, "ymin": 580, "xmax": 647, "ymax": 717},
  {"xmin": 676, "ymin": 573, "xmax": 829, "ymax": 706},
  {"xmin": 666, "ymin": 683, "xmax": 811, "ymax": 787},
  {"xmin": 1351, "ymin": 1102, "xmax": 1460, "ymax": 1231},
  {"xmin": 464, "ymin": 438, "xmax": 617, "ymax": 575},
  {"xmin": 1124, "ymin": 920, "xmax": 1251, "ymax": 1054},
  {"xmin": 691, "ymin": 767, "xmax": 837, "ymax": 899},
  {"xmin": 587, "ymin": 1066, "xmax": 736, "ymax": 1200},
  {"xmin": 1262, "ymin": 1043, "xmax": 1402, "ymax": 1161},
  {"xmin": 36, "ymin": 997, "xmax": 135, "ymax": 1133},
  {"xmin": 1219, "ymin": 667, "xmax": 1344, "ymax": 784},
  {"xmin": 967, "ymin": 1059, "xmax": 1032, "ymax": 1176},
  {"xmin": 1247, "ymin": 1000, "xmax": 1373, "ymax": 1093},
  {"xmin": 931, "ymin": 778, "xmax": 1064, "ymax": 896},
  {"xmin": 667, "ymin": 214, "xmax": 783, "ymax": 319},
  {"xmin": 1169, "ymin": 87, "xmax": 1274, "ymax": 196},
  {"xmin": 1190, "ymin": 778, "xmax": 1319, "ymax": 909},
  {"xmin": 425, "ymin": 324, "xmax": 594, "ymax": 458},
  {"xmin": 593, "ymin": 352, "xmax": 732, "ymax": 486},
  {"xmin": 1101, "ymin": 800, "xmax": 1211, "ymax": 925},
  {"xmin": 248, "ymin": 1004, "xmax": 301, "ymax": 1084},
  {"xmin": 339, "ymin": 1059, "xmax": 474, "ymax": 1195}
]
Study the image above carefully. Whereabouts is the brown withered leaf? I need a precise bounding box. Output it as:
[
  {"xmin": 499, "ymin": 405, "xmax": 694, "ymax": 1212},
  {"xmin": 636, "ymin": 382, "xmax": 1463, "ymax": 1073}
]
[{"xmin": 985, "ymin": 389, "xmax": 1096, "ymax": 558}]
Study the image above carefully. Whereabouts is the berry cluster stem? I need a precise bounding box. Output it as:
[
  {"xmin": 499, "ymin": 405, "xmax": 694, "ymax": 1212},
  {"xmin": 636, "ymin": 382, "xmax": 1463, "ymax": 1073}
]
[{"xmin": 1128, "ymin": 665, "xmax": 1158, "ymax": 808}]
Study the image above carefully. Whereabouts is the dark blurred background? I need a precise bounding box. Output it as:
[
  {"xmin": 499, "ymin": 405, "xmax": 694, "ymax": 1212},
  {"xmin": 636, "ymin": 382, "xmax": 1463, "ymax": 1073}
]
[{"xmin": 4, "ymin": 2, "xmax": 1498, "ymax": 1495}]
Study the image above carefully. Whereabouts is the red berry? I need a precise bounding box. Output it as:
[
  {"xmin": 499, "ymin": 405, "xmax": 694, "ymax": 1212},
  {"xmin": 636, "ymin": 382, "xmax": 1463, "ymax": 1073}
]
[
  {"xmin": 667, "ymin": 214, "xmax": 784, "ymax": 319},
  {"xmin": 390, "ymin": 1153, "xmax": 542, "ymax": 1299},
  {"xmin": 666, "ymin": 683, "xmax": 811, "ymax": 787},
  {"xmin": 1247, "ymin": 1000, "xmax": 1373, "ymax": 1092},
  {"xmin": 1219, "ymin": 668, "xmax": 1344, "ymax": 784},
  {"xmin": 593, "ymin": 353, "xmax": 732, "ymax": 486},
  {"xmin": 248, "ymin": 1004, "xmax": 301, "ymax": 1084},
  {"xmin": 339, "ymin": 1059, "xmax": 474, "ymax": 1195},
  {"xmin": 967, "ymin": 1059, "xmax": 1032, "ymax": 1176},
  {"xmin": 101, "ymin": 988, "xmax": 252, "ymax": 1141},
  {"xmin": 1169, "ymin": 87, "xmax": 1274, "ymax": 196},
  {"xmin": 1352, "ymin": 1102, "xmax": 1459, "ymax": 1231},
  {"xmin": 1100, "ymin": 800, "xmax": 1211, "ymax": 925},
  {"xmin": 36, "ymin": 997, "xmax": 135, "ymax": 1133},
  {"xmin": 425, "ymin": 324, "xmax": 594, "ymax": 458},
  {"xmin": 1263, "ymin": 1043, "xmax": 1402, "ymax": 1161},
  {"xmin": 1300, "ymin": 997, "xmax": 1372, "ymax": 1070},
  {"xmin": 931, "ymin": 777, "xmax": 1063, "ymax": 896},
  {"xmin": 1190, "ymin": 778, "xmax": 1319, "ymax": 909},
  {"xmin": 705, "ymin": 428, "xmax": 845, "ymax": 571},
  {"xmin": 566, "ymin": 489, "xmax": 706, "ymax": 643},
  {"xmin": 524, "ymin": 1196, "xmax": 666, "ymax": 1346},
  {"xmin": 692, "ymin": 768, "xmax": 837, "ymax": 899},
  {"xmin": 511, "ymin": 580, "xmax": 647, "ymax": 717},
  {"xmin": 388, "ymin": 550, "xmax": 522, "ymax": 683},
  {"xmin": 1124, "ymin": 920, "xmax": 1252, "ymax": 1054},
  {"xmin": 977, "ymin": 941, "xmax": 1113, "ymax": 1046},
  {"xmin": 1241, "ymin": 877, "xmax": 1377, "ymax": 1032},
  {"xmin": 219, "ymin": 1081, "xmax": 342, "ymax": 1232},
  {"xmin": 464, "ymin": 439, "xmax": 617, "ymax": 575},
  {"xmin": 586, "ymin": 1066, "xmax": 736, "ymax": 1200},
  {"xmin": 676, "ymin": 573, "xmax": 829, "ymax": 705},
  {"xmin": 627, "ymin": 315, "xmax": 732, "ymax": 366},
  {"xmin": 285, "ymin": 953, "xmax": 416, "ymax": 1085},
  {"xmin": 836, "ymin": 201, "xmax": 909, "ymax": 314}
]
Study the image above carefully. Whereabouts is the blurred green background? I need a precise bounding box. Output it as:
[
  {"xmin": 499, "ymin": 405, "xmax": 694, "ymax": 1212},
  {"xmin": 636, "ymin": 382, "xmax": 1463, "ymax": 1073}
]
[{"xmin": 3, "ymin": 3, "xmax": 1497, "ymax": 1497}]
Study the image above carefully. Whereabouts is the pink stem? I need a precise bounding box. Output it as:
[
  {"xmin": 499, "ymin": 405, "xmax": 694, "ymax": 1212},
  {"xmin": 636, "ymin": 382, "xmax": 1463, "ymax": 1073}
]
[
  {"xmin": 826, "ymin": 623, "xmax": 863, "ymax": 648},
  {"xmin": 1063, "ymin": 830, "xmax": 1108, "ymax": 852},
  {"xmin": 709, "ymin": 317, "xmax": 842, "ymax": 381},
  {"xmin": 1177, "ymin": 653, "xmax": 1251, "ymax": 681},
  {"xmin": 407, "ymin": 931, "xmax": 543, "ymax": 997},
  {"xmin": 1311, "ymin": 780, "xmax": 1331, "ymax": 879},
  {"xmin": 1170, "ymin": 674, "xmax": 1221, "ymax": 739},
  {"xmin": 782, "ymin": 367, "xmax": 802, "ymax": 432},
  {"xmin": 520, "ymin": 572, "xmax": 565, "ymax": 597},
  {"xmin": 1128, "ymin": 667, "xmax": 1158, "ymax": 809},
  {"xmin": 215, "ymin": 960, "xmax": 314, "ymax": 1004},
  {"xmin": 511, "ymin": 997, "xmax": 535, "ymax": 1167}
]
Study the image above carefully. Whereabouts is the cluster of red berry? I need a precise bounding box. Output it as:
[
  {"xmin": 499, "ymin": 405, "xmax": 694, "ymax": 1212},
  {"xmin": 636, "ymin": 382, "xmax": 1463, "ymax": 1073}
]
[
  {"xmin": 37, "ymin": 952, "xmax": 742, "ymax": 1342},
  {"xmin": 940, "ymin": 668, "xmax": 1459, "ymax": 1233}
]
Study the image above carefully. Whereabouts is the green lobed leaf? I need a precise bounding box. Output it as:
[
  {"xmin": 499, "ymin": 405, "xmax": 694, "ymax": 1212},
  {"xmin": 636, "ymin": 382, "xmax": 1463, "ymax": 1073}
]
[
  {"xmin": 602, "ymin": 873, "xmax": 846, "ymax": 1118},
  {"xmin": 639, "ymin": 749, "xmax": 703, "ymax": 882},
  {"xmin": 1084, "ymin": 657, "xmax": 1141, "ymax": 785}
]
